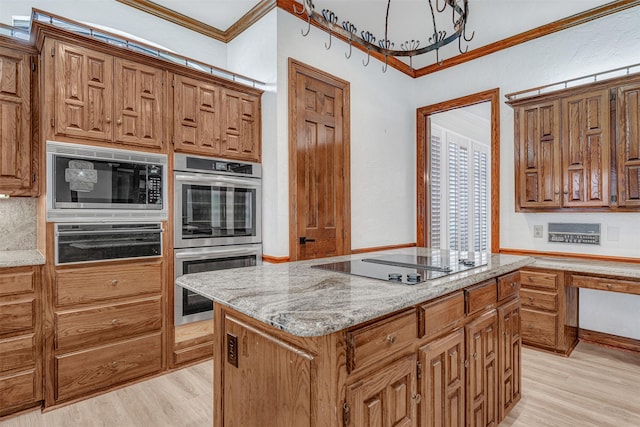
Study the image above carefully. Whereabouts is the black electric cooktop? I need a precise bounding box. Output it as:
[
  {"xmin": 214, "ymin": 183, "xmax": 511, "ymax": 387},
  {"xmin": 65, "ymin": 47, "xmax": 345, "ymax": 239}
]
[{"xmin": 311, "ymin": 251, "xmax": 489, "ymax": 285}]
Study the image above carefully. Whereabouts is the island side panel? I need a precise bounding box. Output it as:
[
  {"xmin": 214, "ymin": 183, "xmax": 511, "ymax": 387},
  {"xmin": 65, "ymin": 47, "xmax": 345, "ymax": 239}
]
[{"xmin": 213, "ymin": 302, "xmax": 343, "ymax": 427}]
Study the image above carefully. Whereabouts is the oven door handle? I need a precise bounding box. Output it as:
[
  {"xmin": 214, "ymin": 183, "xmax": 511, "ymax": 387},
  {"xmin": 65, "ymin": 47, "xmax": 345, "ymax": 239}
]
[
  {"xmin": 174, "ymin": 173, "xmax": 259, "ymax": 188},
  {"xmin": 175, "ymin": 247, "xmax": 260, "ymax": 259},
  {"xmin": 56, "ymin": 227, "xmax": 164, "ymax": 236}
]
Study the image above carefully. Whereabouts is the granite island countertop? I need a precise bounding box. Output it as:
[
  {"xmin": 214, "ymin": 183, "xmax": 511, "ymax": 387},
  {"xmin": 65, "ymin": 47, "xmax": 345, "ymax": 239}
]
[
  {"xmin": 176, "ymin": 247, "xmax": 533, "ymax": 337},
  {"xmin": 0, "ymin": 250, "xmax": 45, "ymax": 268}
]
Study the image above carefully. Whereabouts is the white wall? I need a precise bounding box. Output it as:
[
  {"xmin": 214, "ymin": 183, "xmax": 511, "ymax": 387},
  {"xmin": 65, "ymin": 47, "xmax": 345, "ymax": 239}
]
[
  {"xmin": 0, "ymin": 0, "xmax": 228, "ymax": 68},
  {"xmin": 412, "ymin": 7, "xmax": 640, "ymax": 339},
  {"xmin": 273, "ymin": 9, "xmax": 416, "ymax": 257}
]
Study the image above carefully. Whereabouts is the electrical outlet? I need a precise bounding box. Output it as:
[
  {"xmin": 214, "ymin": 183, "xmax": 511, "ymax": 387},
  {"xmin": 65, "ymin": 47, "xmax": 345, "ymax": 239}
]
[{"xmin": 533, "ymin": 225, "xmax": 543, "ymax": 238}]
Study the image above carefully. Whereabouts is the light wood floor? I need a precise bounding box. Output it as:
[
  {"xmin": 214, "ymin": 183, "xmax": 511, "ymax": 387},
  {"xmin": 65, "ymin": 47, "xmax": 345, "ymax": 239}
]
[{"xmin": 1, "ymin": 342, "xmax": 639, "ymax": 426}]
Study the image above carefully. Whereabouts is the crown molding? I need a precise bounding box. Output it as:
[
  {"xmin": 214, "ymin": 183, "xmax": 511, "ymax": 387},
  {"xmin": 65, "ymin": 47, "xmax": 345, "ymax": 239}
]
[{"xmin": 116, "ymin": 0, "xmax": 276, "ymax": 43}]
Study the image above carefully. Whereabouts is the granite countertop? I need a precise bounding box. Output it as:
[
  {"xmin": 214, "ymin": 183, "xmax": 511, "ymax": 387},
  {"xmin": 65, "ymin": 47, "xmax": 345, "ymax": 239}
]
[
  {"xmin": 176, "ymin": 247, "xmax": 533, "ymax": 337},
  {"xmin": 531, "ymin": 257, "xmax": 640, "ymax": 280},
  {"xmin": 0, "ymin": 250, "xmax": 45, "ymax": 268}
]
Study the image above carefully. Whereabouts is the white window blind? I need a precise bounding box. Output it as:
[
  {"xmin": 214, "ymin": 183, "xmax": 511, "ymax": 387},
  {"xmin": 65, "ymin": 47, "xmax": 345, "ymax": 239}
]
[{"xmin": 429, "ymin": 125, "xmax": 489, "ymax": 252}]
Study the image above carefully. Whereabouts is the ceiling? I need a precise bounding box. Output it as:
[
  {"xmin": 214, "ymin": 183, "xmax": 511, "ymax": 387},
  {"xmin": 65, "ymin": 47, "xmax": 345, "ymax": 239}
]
[{"xmin": 142, "ymin": 0, "xmax": 622, "ymax": 70}]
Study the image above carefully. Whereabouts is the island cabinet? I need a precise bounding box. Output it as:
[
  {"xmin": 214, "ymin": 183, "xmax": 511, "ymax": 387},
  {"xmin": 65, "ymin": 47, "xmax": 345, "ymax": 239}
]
[
  {"xmin": 44, "ymin": 258, "xmax": 165, "ymax": 407},
  {"xmin": 41, "ymin": 38, "xmax": 165, "ymax": 150},
  {"xmin": 0, "ymin": 41, "xmax": 37, "ymax": 196},
  {"xmin": 172, "ymin": 73, "xmax": 262, "ymax": 162},
  {"xmin": 0, "ymin": 266, "xmax": 42, "ymax": 417},
  {"xmin": 519, "ymin": 268, "xmax": 578, "ymax": 356},
  {"xmin": 213, "ymin": 271, "xmax": 521, "ymax": 427}
]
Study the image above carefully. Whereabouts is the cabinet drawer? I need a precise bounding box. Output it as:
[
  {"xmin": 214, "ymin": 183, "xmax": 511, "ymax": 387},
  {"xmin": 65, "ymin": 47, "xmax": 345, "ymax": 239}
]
[
  {"xmin": 0, "ymin": 370, "xmax": 38, "ymax": 410},
  {"xmin": 0, "ymin": 298, "xmax": 35, "ymax": 335},
  {"xmin": 520, "ymin": 270, "xmax": 558, "ymax": 291},
  {"xmin": 521, "ymin": 309, "xmax": 557, "ymax": 348},
  {"xmin": 419, "ymin": 291, "xmax": 464, "ymax": 339},
  {"xmin": 498, "ymin": 271, "xmax": 520, "ymax": 301},
  {"xmin": 0, "ymin": 334, "xmax": 36, "ymax": 373},
  {"xmin": 521, "ymin": 288, "xmax": 557, "ymax": 311},
  {"xmin": 347, "ymin": 309, "xmax": 416, "ymax": 373},
  {"xmin": 0, "ymin": 268, "xmax": 35, "ymax": 296},
  {"xmin": 56, "ymin": 261, "xmax": 162, "ymax": 307},
  {"xmin": 465, "ymin": 279, "xmax": 497, "ymax": 315},
  {"xmin": 571, "ymin": 275, "xmax": 640, "ymax": 295},
  {"xmin": 55, "ymin": 332, "xmax": 162, "ymax": 402},
  {"xmin": 55, "ymin": 297, "xmax": 162, "ymax": 351}
]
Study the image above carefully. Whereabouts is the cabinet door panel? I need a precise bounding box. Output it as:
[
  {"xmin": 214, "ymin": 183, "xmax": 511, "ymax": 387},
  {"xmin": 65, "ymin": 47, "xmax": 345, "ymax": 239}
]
[
  {"xmin": 617, "ymin": 83, "xmax": 640, "ymax": 207},
  {"xmin": 0, "ymin": 299, "xmax": 35, "ymax": 335},
  {"xmin": 223, "ymin": 314, "xmax": 312, "ymax": 427},
  {"xmin": 0, "ymin": 46, "xmax": 32, "ymax": 195},
  {"xmin": 562, "ymin": 90, "xmax": 610, "ymax": 207},
  {"xmin": 347, "ymin": 354, "xmax": 418, "ymax": 427},
  {"xmin": 466, "ymin": 310, "xmax": 498, "ymax": 427},
  {"xmin": 220, "ymin": 88, "xmax": 260, "ymax": 162},
  {"xmin": 419, "ymin": 329, "xmax": 465, "ymax": 427},
  {"xmin": 54, "ymin": 42, "xmax": 113, "ymax": 141},
  {"xmin": 114, "ymin": 58, "xmax": 163, "ymax": 149},
  {"xmin": 498, "ymin": 299, "xmax": 521, "ymax": 422}
]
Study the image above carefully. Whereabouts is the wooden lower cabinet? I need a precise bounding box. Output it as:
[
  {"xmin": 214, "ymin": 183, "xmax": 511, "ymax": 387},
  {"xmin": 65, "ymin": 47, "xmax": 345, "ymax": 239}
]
[
  {"xmin": 465, "ymin": 310, "xmax": 499, "ymax": 427},
  {"xmin": 0, "ymin": 266, "xmax": 42, "ymax": 417},
  {"xmin": 346, "ymin": 354, "xmax": 419, "ymax": 427},
  {"xmin": 419, "ymin": 329, "xmax": 465, "ymax": 427},
  {"xmin": 214, "ymin": 271, "xmax": 522, "ymax": 427},
  {"xmin": 46, "ymin": 259, "xmax": 165, "ymax": 407}
]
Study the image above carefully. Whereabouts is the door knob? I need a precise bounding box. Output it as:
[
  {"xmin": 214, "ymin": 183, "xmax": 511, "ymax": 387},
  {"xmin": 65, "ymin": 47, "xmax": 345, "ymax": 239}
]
[{"xmin": 299, "ymin": 236, "xmax": 316, "ymax": 244}]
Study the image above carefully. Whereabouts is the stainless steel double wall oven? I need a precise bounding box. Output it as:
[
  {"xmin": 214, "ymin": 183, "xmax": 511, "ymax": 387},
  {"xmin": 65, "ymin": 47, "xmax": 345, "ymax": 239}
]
[{"xmin": 173, "ymin": 153, "xmax": 262, "ymax": 325}]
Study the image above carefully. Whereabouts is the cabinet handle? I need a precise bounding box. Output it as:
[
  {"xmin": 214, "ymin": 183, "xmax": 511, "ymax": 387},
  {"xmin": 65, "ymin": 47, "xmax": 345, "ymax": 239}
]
[
  {"xmin": 606, "ymin": 284, "xmax": 613, "ymax": 289},
  {"xmin": 111, "ymin": 319, "xmax": 119, "ymax": 325},
  {"xmin": 111, "ymin": 279, "xmax": 119, "ymax": 285},
  {"xmin": 510, "ymin": 282, "xmax": 517, "ymax": 288},
  {"xmin": 117, "ymin": 118, "xmax": 122, "ymax": 125},
  {"xmin": 106, "ymin": 117, "xmax": 111, "ymax": 124},
  {"xmin": 473, "ymin": 352, "xmax": 478, "ymax": 359},
  {"xmin": 111, "ymin": 361, "xmax": 118, "ymax": 367},
  {"xmin": 528, "ymin": 297, "xmax": 534, "ymax": 302},
  {"xmin": 412, "ymin": 393, "xmax": 422, "ymax": 404},
  {"xmin": 386, "ymin": 335, "xmax": 397, "ymax": 345}
]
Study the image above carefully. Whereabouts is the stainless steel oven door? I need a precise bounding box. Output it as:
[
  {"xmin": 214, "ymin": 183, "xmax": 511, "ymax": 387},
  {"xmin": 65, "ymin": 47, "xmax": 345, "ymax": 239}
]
[
  {"xmin": 174, "ymin": 244, "xmax": 262, "ymax": 325},
  {"xmin": 174, "ymin": 172, "xmax": 261, "ymax": 248}
]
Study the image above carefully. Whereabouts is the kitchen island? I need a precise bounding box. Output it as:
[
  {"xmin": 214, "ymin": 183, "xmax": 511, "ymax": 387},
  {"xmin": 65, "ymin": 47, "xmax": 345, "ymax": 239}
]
[{"xmin": 176, "ymin": 248, "xmax": 533, "ymax": 426}]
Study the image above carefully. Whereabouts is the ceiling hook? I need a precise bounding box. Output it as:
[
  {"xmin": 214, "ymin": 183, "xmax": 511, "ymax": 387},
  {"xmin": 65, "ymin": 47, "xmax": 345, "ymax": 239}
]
[
  {"xmin": 363, "ymin": 49, "xmax": 371, "ymax": 67},
  {"xmin": 301, "ymin": 15, "xmax": 311, "ymax": 37},
  {"xmin": 382, "ymin": 55, "xmax": 389, "ymax": 73},
  {"xmin": 325, "ymin": 30, "xmax": 332, "ymax": 50},
  {"xmin": 345, "ymin": 38, "xmax": 353, "ymax": 59},
  {"xmin": 293, "ymin": 1, "xmax": 305, "ymax": 15},
  {"xmin": 458, "ymin": 36, "xmax": 468, "ymax": 54},
  {"xmin": 436, "ymin": 0, "xmax": 447, "ymax": 13},
  {"xmin": 463, "ymin": 27, "xmax": 475, "ymax": 43}
]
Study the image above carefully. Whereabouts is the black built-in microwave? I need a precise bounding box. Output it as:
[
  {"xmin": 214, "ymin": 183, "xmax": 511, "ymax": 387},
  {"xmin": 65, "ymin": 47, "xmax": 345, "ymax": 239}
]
[{"xmin": 46, "ymin": 141, "xmax": 168, "ymax": 222}]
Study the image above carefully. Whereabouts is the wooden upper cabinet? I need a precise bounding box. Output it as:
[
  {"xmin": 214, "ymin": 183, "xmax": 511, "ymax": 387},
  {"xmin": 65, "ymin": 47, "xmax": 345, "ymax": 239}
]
[
  {"xmin": 173, "ymin": 74, "xmax": 261, "ymax": 162},
  {"xmin": 561, "ymin": 89, "xmax": 610, "ymax": 207},
  {"xmin": 113, "ymin": 58, "xmax": 164, "ymax": 149},
  {"xmin": 220, "ymin": 88, "xmax": 260, "ymax": 162},
  {"xmin": 49, "ymin": 40, "xmax": 165, "ymax": 150},
  {"xmin": 54, "ymin": 41, "xmax": 113, "ymax": 141},
  {"xmin": 515, "ymin": 101, "xmax": 561, "ymax": 209},
  {"xmin": 617, "ymin": 82, "xmax": 640, "ymax": 207},
  {"xmin": 0, "ymin": 45, "xmax": 35, "ymax": 196},
  {"xmin": 173, "ymin": 74, "xmax": 220, "ymax": 155}
]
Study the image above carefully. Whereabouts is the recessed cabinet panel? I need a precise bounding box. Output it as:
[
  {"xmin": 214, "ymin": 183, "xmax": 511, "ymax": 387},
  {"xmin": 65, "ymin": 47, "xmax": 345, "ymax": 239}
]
[
  {"xmin": 173, "ymin": 74, "xmax": 220, "ymax": 154},
  {"xmin": 617, "ymin": 82, "xmax": 640, "ymax": 207}
]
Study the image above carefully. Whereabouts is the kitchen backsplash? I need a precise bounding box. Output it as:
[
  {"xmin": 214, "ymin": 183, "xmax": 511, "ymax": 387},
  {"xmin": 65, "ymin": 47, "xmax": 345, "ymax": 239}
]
[{"xmin": 0, "ymin": 197, "xmax": 37, "ymax": 250}]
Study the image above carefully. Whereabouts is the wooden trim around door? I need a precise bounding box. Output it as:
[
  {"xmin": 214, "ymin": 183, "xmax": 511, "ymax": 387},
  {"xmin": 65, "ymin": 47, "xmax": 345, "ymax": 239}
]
[
  {"xmin": 416, "ymin": 88, "xmax": 501, "ymax": 253},
  {"xmin": 288, "ymin": 58, "xmax": 351, "ymax": 261}
]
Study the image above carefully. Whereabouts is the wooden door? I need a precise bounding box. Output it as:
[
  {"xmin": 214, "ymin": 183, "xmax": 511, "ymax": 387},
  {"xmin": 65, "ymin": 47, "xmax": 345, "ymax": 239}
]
[
  {"xmin": 289, "ymin": 59, "xmax": 350, "ymax": 260},
  {"xmin": 419, "ymin": 329, "xmax": 465, "ymax": 427},
  {"xmin": 562, "ymin": 89, "xmax": 610, "ymax": 207},
  {"xmin": 515, "ymin": 101, "xmax": 561, "ymax": 209},
  {"xmin": 54, "ymin": 41, "xmax": 113, "ymax": 141},
  {"xmin": 0, "ymin": 46, "xmax": 33, "ymax": 195},
  {"xmin": 497, "ymin": 299, "xmax": 521, "ymax": 422},
  {"xmin": 465, "ymin": 310, "xmax": 498, "ymax": 427},
  {"xmin": 113, "ymin": 58, "xmax": 164, "ymax": 149},
  {"xmin": 346, "ymin": 354, "xmax": 419, "ymax": 427},
  {"xmin": 617, "ymin": 82, "xmax": 640, "ymax": 207},
  {"xmin": 222, "ymin": 314, "xmax": 313, "ymax": 427},
  {"xmin": 220, "ymin": 88, "xmax": 261, "ymax": 162},
  {"xmin": 173, "ymin": 74, "xmax": 220, "ymax": 155}
]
